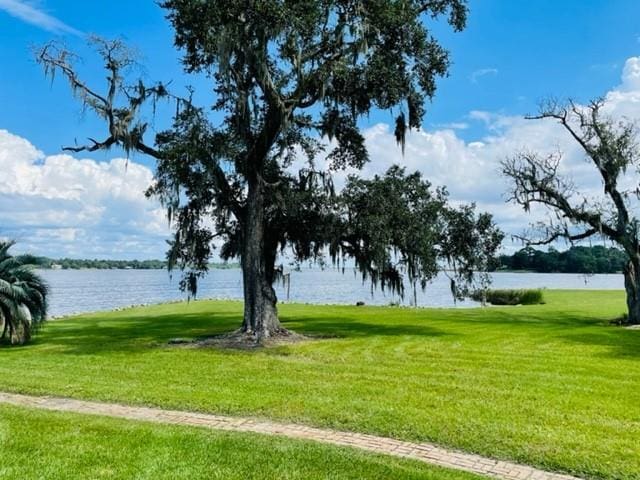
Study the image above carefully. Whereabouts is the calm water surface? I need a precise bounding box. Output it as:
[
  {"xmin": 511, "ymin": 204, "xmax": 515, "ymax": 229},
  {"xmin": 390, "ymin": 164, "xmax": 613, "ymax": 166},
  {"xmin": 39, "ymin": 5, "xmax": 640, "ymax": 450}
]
[{"xmin": 39, "ymin": 268, "xmax": 624, "ymax": 318}]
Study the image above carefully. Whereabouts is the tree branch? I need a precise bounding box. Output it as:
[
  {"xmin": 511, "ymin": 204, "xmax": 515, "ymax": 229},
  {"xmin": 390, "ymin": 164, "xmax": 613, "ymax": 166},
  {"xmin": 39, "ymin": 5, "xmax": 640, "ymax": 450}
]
[
  {"xmin": 62, "ymin": 137, "xmax": 116, "ymax": 153},
  {"xmin": 503, "ymin": 151, "xmax": 620, "ymax": 241},
  {"xmin": 527, "ymin": 99, "xmax": 631, "ymax": 237},
  {"xmin": 513, "ymin": 227, "xmax": 598, "ymax": 246},
  {"xmin": 37, "ymin": 43, "xmax": 109, "ymax": 110}
]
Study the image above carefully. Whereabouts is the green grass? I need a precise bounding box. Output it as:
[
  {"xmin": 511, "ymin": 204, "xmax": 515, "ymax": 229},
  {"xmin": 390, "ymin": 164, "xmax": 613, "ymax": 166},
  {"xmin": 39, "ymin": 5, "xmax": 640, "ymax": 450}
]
[
  {"xmin": 0, "ymin": 404, "xmax": 481, "ymax": 480},
  {"xmin": 0, "ymin": 290, "xmax": 638, "ymax": 479}
]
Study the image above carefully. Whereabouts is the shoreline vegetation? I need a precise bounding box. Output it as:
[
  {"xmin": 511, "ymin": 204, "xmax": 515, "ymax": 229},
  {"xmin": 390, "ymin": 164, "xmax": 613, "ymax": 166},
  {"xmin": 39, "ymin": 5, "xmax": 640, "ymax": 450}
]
[
  {"xmin": 495, "ymin": 245, "xmax": 626, "ymax": 274},
  {"xmin": 34, "ymin": 258, "xmax": 239, "ymax": 270},
  {"xmin": 34, "ymin": 245, "xmax": 626, "ymax": 273}
]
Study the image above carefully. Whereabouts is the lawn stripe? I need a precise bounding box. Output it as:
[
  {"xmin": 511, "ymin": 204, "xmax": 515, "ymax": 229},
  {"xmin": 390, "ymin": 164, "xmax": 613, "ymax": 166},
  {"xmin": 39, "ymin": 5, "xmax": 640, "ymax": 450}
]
[{"xmin": 0, "ymin": 391, "xmax": 582, "ymax": 480}]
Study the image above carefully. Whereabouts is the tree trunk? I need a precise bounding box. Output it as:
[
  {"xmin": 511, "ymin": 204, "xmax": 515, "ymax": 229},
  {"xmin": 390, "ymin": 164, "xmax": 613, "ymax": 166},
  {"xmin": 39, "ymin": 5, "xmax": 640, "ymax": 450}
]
[
  {"xmin": 240, "ymin": 178, "xmax": 283, "ymax": 339},
  {"xmin": 623, "ymin": 259, "xmax": 640, "ymax": 325}
]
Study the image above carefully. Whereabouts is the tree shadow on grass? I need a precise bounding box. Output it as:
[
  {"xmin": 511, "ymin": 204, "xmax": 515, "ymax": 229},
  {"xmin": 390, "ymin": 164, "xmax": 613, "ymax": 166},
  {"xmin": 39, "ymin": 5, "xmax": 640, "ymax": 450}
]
[
  {"xmin": 283, "ymin": 319, "xmax": 450, "ymax": 339},
  {"xmin": 457, "ymin": 306, "xmax": 613, "ymax": 326},
  {"xmin": 1, "ymin": 309, "xmax": 452, "ymax": 356},
  {"xmin": 474, "ymin": 307, "xmax": 640, "ymax": 359},
  {"xmin": 0, "ymin": 311, "xmax": 239, "ymax": 355},
  {"xmin": 558, "ymin": 329, "xmax": 640, "ymax": 359},
  {"xmin": 2, "ymin": 300, "xmax": 631, "ymax": 357}
]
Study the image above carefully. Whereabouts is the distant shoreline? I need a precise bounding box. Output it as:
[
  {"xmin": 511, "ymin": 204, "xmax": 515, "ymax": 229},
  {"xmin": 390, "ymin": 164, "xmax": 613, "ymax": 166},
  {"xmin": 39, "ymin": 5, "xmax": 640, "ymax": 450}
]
[
  {"xmin": 38, "ymin": 266, "xmax": 241, "ymax": 271},
  {"xmin": 35, "ymin": 259, "xmax": 240, "ymax": 271},
  {"xmin": 494, "ymin": 268, "xmax": 623, "ymax": 275}
]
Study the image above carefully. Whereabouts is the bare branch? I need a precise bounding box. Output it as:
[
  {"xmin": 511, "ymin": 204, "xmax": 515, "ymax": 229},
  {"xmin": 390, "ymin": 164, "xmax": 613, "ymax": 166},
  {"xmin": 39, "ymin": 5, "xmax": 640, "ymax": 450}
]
[
  {"xmin": 502, "ymin": 150, "xmax": 619, "ymax": 240},
  {"xmin": 62, "ymin": 137, "xmax": 115, "ymax": 153},
  {"xmin": 505, "ymin": 98, "xmax": 640, "ymax": 258},
  {"xmin": 36, "ymin": 38, "xmax": 176, "ymax": 158},
  {"xmin": 37, "ymin": 42, "xmax": 110, "ymax": 111},
  {"xmin": 513, "ymin": 227, "xmax": 598, "ymax": 246}
]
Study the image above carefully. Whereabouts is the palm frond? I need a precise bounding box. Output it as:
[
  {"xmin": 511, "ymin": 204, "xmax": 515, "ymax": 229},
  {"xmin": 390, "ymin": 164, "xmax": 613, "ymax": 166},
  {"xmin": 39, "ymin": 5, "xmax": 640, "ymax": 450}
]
[{"xmin": 0, "ymin": 242, "xmax": 48, "ymax": 345}]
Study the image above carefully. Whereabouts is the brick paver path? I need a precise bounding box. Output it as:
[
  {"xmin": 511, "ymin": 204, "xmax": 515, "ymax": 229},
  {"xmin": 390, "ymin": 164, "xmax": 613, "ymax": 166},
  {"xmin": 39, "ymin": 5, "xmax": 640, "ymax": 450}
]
[{"xmin": 0, "ymin": 391, "xmax": 582, "ymax": 480}]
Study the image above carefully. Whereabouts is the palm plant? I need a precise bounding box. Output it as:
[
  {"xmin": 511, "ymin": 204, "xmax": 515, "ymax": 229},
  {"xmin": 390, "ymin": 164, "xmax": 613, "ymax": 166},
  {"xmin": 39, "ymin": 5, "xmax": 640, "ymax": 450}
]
[{"xmin": 0, "ymin": 241, "xmax": 48, "ymax": 345}]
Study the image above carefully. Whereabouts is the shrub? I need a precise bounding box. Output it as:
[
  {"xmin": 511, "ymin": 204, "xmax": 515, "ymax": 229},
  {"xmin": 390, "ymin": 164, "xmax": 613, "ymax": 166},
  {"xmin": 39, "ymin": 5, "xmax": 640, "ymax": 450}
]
[
  {"xmin": 0, "ymin": 241, "xmax": 49, "ymax": 345},
  {"xmin": 472, "ymin": 289, "xmax": 544, "ymax": 306}
]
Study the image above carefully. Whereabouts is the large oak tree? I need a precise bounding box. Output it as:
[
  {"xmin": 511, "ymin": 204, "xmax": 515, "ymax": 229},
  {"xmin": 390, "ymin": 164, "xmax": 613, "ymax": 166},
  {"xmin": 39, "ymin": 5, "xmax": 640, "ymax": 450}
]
[{"xmin": 38, "ymin": 0, "xmax": 502, "ymax": 341}]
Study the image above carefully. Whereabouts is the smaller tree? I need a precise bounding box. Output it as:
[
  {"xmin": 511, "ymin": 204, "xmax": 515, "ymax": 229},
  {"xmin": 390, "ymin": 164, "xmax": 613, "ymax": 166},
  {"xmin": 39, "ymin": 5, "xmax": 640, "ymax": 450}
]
[
  {"xmin": 0, "ymin": 241, "xmax": 49, "ymax": 345},
  {"xmin": 503, "ymin": 99, "xmax": 640, "ymax": 323},
  {"xmin": 335, "ymin": 166, "xmax": 504, "ymax": 306}
]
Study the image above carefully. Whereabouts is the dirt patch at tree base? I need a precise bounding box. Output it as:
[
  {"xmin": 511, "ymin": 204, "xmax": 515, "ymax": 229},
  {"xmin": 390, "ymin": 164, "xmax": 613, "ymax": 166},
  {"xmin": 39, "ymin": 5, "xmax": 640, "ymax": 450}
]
[{"xmin": 167, "ymin": 328, "xmax": 313, "ymax": 350}]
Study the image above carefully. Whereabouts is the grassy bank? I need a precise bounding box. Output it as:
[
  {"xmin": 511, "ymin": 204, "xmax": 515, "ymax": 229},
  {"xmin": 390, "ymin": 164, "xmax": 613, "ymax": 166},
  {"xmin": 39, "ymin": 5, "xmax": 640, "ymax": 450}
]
[
  {"xmin": 0, "ymin": 290, "xmax": 638, "ymax": 479},
  {"xmin": 0, "ymin": 404, "xmax": 481, "ymax": 479}
]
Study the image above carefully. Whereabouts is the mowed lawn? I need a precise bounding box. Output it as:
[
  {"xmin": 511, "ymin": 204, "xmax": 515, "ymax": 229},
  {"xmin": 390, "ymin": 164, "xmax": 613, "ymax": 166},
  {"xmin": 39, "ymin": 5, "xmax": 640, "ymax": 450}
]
[
  {"xmin": 0, "ymin": 404, "xmax": 483, "ymax": 480},
  {"xmin": 0, "ymin": 290, "xmax": 638, "ymax": 479}
]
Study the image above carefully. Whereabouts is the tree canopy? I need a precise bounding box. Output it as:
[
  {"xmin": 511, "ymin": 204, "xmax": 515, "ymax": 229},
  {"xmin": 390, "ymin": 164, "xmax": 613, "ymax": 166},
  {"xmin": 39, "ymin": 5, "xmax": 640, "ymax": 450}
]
[
  {"xmin": 37, "ymin": 0, "xmax": 504, "ymax": 340},
  {"xmin": 337, "ymin": 166, "xmax": 502, "ymax": 302}
]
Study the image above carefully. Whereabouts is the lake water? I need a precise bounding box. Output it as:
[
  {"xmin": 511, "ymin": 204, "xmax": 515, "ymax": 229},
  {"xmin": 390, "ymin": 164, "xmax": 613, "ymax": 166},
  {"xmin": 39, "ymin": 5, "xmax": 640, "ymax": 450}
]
[{"xmin": 39, "ymin": 268, "xmax": 625, "ymax": 318}]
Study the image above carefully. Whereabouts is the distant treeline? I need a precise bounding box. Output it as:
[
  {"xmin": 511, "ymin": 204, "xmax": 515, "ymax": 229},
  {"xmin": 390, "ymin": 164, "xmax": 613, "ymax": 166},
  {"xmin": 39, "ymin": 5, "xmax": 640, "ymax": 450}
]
[
  {"xmin": 496, "ymin": 246, "xmax": 627, "ymax": 274},
  {"xmin": 35, "ymin": 257, "xmax": 239, "ymax": 270}
]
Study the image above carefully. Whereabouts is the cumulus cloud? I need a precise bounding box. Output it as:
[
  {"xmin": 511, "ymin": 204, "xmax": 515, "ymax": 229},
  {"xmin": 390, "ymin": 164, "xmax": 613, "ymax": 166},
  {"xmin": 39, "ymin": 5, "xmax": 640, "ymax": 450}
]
[
  {"xmin": 4, "ymin": 57, "xmax": 640, "ymax": 258},
  {"xmin": 0, "ymin": 130, "xmax": 169, "ymax": 259},
  {"xmin": 0, "ymin": 0, "xmax": 82, "ymax": 35},
  {"xmin": 336, "ymin": 57, "xmax": 640, "ymax": 251}
]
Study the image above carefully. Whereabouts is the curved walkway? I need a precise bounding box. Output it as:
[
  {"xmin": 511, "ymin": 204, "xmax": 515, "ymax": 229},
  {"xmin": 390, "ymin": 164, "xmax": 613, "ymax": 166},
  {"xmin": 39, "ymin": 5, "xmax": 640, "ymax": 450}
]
[{"xmin": 0, "ymin": 391, "xmax": 581, "ymax": 480}]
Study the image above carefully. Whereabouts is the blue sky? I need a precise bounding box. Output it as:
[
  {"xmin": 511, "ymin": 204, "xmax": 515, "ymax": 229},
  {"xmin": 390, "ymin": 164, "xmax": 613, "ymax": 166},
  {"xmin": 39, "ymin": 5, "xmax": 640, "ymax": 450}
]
[{"xmin": 1, "ymin": 0, "xmax": 640, "ymax": 259}]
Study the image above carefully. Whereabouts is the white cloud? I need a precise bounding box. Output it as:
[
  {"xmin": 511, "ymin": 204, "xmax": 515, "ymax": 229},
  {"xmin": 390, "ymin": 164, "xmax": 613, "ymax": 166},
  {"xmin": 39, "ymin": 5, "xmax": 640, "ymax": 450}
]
[
  {"xmin": 470, "ymin": 67, "xmax": 498, "ymax": 83},
  {"xmin": 0, "ymin": 130, "xmax": 169, "ymax": 259},
  {"xmin": 342, "ymin": 57, "xmax": 640, "ymax": 250},
  {"xmin": 618, "ymin": 56, "xmax": 640, "ymax": 92},
  {"xmin": 0, "ymin": 0, "xmax": 82, "ymax": 36},
  {"xmin": 4, "ymin": 57, "xmax": 640, "ymax": 258}
]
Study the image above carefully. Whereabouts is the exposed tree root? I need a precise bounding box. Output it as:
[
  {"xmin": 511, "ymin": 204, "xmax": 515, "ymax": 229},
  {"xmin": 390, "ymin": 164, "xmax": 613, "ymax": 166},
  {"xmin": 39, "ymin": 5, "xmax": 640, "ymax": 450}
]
[{"xmin": 168, "ymin": 327, "xmax": 309, "ymax": 350}]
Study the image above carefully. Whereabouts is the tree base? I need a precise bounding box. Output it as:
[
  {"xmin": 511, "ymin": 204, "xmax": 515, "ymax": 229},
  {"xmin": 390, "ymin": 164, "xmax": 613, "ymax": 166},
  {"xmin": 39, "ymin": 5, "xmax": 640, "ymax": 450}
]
[
  {"xmin": 610, "ymin": 312, "xmax": 640, "ymax": 326},
  {"xmin": 169, "ymin": 327, "xmax": 308, "ymax": 350}
]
